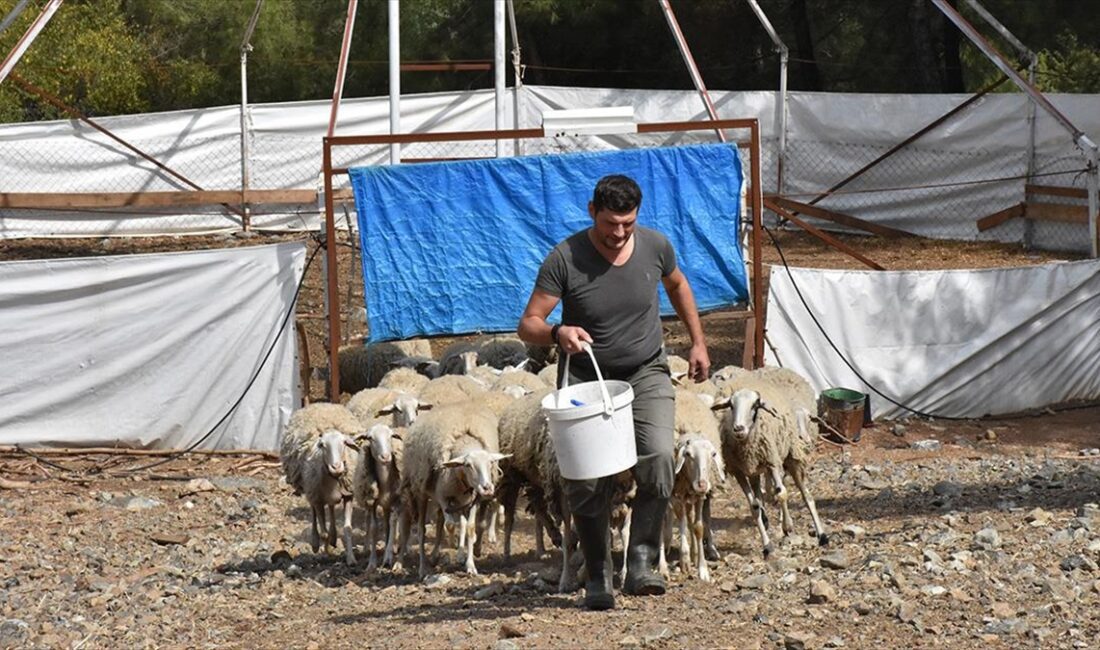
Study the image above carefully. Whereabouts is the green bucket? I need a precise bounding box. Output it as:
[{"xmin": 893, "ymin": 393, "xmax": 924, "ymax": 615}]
[{"xmin": 820, "ymin": 387, "xmax": 867, "ymax": 443}]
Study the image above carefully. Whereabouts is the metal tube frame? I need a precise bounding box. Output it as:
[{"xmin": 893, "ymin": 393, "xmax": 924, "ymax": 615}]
[
  {"xmin": 238, "ymin": 0, "xmax": 264, "ymax": 231},
  {"xmin": 746, "ymin": 0, "xmax": 789, "ymax": 195},
  {"xmin": 656, "ymin": 0, "xmax": 726, "ymax": 143},
  {"xmin": 321, "ymin": 117, "xmax": 768, "ymax": 397},
  {"xmin": 933, "ymin": 0, "xmax": 1100, "ymax": 256}
]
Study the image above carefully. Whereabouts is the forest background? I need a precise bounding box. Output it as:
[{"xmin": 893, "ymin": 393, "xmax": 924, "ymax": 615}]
[{"xmin": 1, "ymin": 0, "xmax": 1098, "ymax": 123}]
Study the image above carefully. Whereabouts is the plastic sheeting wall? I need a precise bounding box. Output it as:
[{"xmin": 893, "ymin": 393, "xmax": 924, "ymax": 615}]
[
  {"xmin": 350, "ymin": 144, "xmax": 747, "ymax": 341},
  {"xmin": 2, "ymin": 86, "xmax": 1097, "ymax": 250},
  {"xmin": 764, "ymin": 260, "xmax": 1100, "ymax": 419},
  {"xmin": 0, "ymin": 243, "xmax": 305, "ymax": 450}
]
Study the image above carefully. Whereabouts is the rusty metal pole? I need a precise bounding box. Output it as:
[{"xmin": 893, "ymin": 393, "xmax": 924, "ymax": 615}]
[
  {"xmin": 322, "ymin": 140, "xmax": 341, "ymax": 401},
  {"xmin": 750, "ymin": 121, "xmax": 765, "ymax": 368},
  {"xmin": 656, "ymin": 0, "xmax": 726, "ymax": 143}
]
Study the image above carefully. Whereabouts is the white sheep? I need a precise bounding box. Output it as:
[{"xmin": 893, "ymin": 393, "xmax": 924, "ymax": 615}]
[
  {"xmin": 399, "ymin": 400, "xmax": 508, "ymax": 577},
  {"xmin": 663, "ymin": 389, "xmax": 726, "ymax": 582},
  {"xmin": 280, "ymin": 403, "xmax": 364, "ymax": 565},
  {"xmin": 352, "ymin": 423, "xmax": 404, "ymax": 571},
  {"xmin": 491, "ymin": 368, "xmax": 547, "ymax": 395},
  {"xmin": 417, "ymin": 374, "xmax": 488, "ymax": 408},
  {"xmin": 712, "ymin": 367, "xmax": 828, "ymax": 558},
  {"xmin": 378, "ymin": 366, "xmax": 431, "ymax": 394},
  {"xmin": 347, "ymin": 387, "xmax": 421, "ymax": 429},
  {"xmin": 497, "ymin": 390, "xmax": 636, "ymax": 591},
  {"xmin": 497, "ymin": 390, "xmax": 570, "ymax": 579},
  {"xmin": 537, "ymin": 362, "xmax": 558, "ymax": 388}
]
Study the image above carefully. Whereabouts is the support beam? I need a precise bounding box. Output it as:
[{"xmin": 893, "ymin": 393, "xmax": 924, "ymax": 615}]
[
  {"xmin": 932, "ymin": 0, "xmax": 1099, "ymax": 256},
  {"xmin": 388, "ymin": 0, "xmax": 400, "ymax": 164},
  {"xmin": 769, "ymin": 196, "xmax": 914, "ymax": 238},
  {"xmin": 0, "ymin": 0, "xmax": 61, "ymax": 86},
  {"xmin": 657, "ymin": 0, "xmax": 725, "ymax": 143},
  {"xmin": 9, "ymin": 73, "xmax": 244, "ymax": 222},
  {"xmin": 764, "ymin": 198, "xmax": 884, "ymax": 270},
  {"xmin": 975, "ymin": 202, "xmax": 1025, "ymax": 232},
  {"xmin": 746, "ymin": 0, "xmax": 789, "ymax": 194}
]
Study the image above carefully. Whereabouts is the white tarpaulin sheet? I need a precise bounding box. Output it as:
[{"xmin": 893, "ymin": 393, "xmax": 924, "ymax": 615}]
[
  {"xmin": 765, "ymin": 260, "xmax": 1100, "ymax": 419},
  {"xmin": 0, "ymin": 242, "xmax": 304, "ymax": 450},
  {"xmin": 2, "ymin": 86, "xmax": 1097, "ymax": 250}
]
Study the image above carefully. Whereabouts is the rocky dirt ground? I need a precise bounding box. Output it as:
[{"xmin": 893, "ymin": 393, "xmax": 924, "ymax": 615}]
[
  {"xmin": 0, "ymin": 230, "xmax": 1096, "ymax": 649},
  {"xmin": 2, "ymin": 413, "xmax": 1099, "ymax": 649}
]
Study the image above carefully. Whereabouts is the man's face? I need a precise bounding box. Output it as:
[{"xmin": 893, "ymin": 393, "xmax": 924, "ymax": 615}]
[{"xmin": 589, "ymin": 204, "xmax": 638, "ymax": 251}]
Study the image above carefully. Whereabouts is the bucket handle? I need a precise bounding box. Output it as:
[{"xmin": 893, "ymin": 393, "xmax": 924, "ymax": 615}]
[{"xmin": 559, "ymin": 342, "xmax": 615, "ymax": 417}]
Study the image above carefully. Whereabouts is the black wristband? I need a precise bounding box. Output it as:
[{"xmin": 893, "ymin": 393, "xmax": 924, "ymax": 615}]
[{"xmin": 550, "ymin": 324, "xmax": 561, "ymax": 345}]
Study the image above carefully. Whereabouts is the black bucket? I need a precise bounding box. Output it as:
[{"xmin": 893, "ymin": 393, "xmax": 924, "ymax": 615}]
[{"xmin": 820, "ymin": 387, "xmax": 867, "ymax": 443}]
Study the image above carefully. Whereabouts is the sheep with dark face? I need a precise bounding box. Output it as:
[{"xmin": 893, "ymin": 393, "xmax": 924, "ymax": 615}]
[
  {"xmin": 280, "ymin": 403, "xmax": 364, "ymax": 565},
  {"xmin": 712, "ymin": 367, "xmax": 828, "ymax": 558}
]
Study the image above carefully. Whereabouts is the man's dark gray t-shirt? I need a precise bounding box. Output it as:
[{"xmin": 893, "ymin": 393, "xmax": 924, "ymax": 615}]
[{"xmin": 535, "ymin": 226, "xmax": 676, "ymax": 378}]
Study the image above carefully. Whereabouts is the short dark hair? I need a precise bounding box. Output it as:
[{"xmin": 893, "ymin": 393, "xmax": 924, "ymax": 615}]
[{"xmin": 591, "ymin": 174, "xmax": 642, "ymax": 214}]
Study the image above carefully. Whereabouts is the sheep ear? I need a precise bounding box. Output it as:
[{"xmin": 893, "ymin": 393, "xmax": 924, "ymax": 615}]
[
  {"xmin": 390, "ymin": 431, "xmax": 403, "ymax": 441},
  {"xmin": 343, "ymin": 438, "xmax": 361, "ymax": 452},
  {"xmin": 711, "ymin": 397, "xmax": 731, "ymax": 411},
  {"xmin": 419, "ymin": 402, "xmax": 434, "ymax": 411},
  {"xmin": 674, "ymin": 448, "xmax": 686, "ymax": 475},
  {"xmin": 713, "ymin": 453, "xmax": 727, "ymax": 483},
  {"xmin": 441, "ymin": 457, "xmax": 465, "ymax": 468},
  {"xmin": 489, "ymin": 452, "xmax": 511, "ymax": 463},
  {"xmin": 670, "ymin": 373, "xmax": 686, "ymax": 386},
  {"xmin": 378, "ymin": 404, "xmax": 397, "ymax": 415},
  {"xmin": 758, "ymin": 400, "xmax": 779, "ymax": 417}
]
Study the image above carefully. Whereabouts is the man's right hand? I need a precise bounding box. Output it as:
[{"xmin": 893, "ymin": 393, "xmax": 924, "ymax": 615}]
[{"xmin": 558, "ymin": 325, "xmax": 593, "ymax": 355}]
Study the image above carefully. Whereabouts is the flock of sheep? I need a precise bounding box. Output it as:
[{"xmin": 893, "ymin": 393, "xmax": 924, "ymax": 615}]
[{"xmin": 280, "ymin": 337, "xmax": 829, "ymax": 589}]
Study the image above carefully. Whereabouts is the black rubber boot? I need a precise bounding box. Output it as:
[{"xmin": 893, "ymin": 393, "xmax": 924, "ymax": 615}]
[
  {"xmin": 623, "ymin": 493, "xmax": 669, "ymax": 596},
  {"xmin": 573, "ymin": 506, "xmax": 615, "ymax": 610}
]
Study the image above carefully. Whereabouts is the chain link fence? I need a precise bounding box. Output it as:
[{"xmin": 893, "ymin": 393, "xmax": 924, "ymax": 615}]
[{"xmin": 0, "ymin": 94, "xmax": 1093, "ymax": 252}]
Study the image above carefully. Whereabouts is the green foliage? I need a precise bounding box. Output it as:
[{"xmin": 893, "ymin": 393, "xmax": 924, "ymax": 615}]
[{"xmin": 0, "ymin": 0, "xmax": 1097, "ymax": 123}]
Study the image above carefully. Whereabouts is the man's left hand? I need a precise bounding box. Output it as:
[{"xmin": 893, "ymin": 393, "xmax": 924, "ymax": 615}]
[{"xmin": 688, "ymin": 343, "xmax": 710, "ymax": 382}]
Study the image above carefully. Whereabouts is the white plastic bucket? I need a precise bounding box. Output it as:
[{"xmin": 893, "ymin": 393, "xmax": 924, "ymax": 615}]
[{"xmin": 541, "ymin": 343, "xmax": 636, "ymax": 480}]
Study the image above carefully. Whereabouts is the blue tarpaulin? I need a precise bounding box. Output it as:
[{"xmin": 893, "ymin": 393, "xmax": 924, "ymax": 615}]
[{"xmin": 349, "ymin": 143, "xmax": 747, "ymax": 342}]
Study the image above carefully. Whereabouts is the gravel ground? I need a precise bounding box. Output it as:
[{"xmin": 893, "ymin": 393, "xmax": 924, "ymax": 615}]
[
  {"xmin": 1, "ymin": 232, "xmax": 1095, "ymax": 649},
  {"xmin": 2, "ymin": 412, "xmax": 1099, "ymax": 649}
]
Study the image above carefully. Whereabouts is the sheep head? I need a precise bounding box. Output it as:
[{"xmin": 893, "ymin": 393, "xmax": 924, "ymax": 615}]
[
  {"xmin": 715, "ymin": 388, "xmax": 777, "ymax": 441},
  {"xmin": 317, "ymin": 430, "xmax": 358, "ymax": 478},
  {"xmin": 378, "ymin": 393, "xmax": 420, "ymax": 427},
  {"xmin": 440, "ymin": 449, "xmax": 511, "ymax": 499},
  {"xmin": 674, "ymin": 436, "xmax": 725, "ymax": 494}
]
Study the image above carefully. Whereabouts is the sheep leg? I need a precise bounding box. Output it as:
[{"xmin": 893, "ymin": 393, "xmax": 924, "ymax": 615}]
[
  {"xmin": 342, "ymin": 499, "xmax": 356, "ymax": 566},
  {"xmin": 432, "ymin": 507, "xmax": 447, "ymax": 563},
  {"xmin": 364, "ymin": 508, "xmax": 378, "ymax": 571},
  {"xmin": 558, "ymin": 493, "xmax": 577, "ymax": 593},
  {"xmin": 485, "ymin": 502, "xmax": 500, "ymax": 545},
  {"xmin": 657, "ymin": 507, "xmax": 670, "ymax": 580},
  {"xmin": 382, "ymin": 506, "xmax": 398, "ymax": 568},
  {"xmin": 393, "ymin": 505, "xmax": 411, "ymax": 572},
  {"xmin": 768, "ymin": 464, "xmax": 794, "ymax": 537},
  {"xmin": 464, "ymin": 503, "xmax": 479, "ymax": 575},
  {"xmin": 327, "ymin": 504, "xmax": 339, "ymax": 550},
  {"xmin": 619, "ymin": 507, "xmax": 633, "ymax": 585},
  {"xmin": 474, "ymin": 505, "xmax": 488, "ymax": 558},
  {"xmin": 310, "ymin": 505, "xmax": 322, "ymax": 553},
  {"xmin": 502, "ymin": 492, "xmax": 517, "ymax": 561},
  {"xmin": 789, "ymin": 461, "xmax": 829, "ymax": 547},
  {"xmin": 677, "ymin": 502, "xmax": 691, "ymax": 574},
  {"xmin": 417, "ymin": 496, "xmax": 430, "ymax": 578},
  {"xmin": 737, "ymin": 472, "xmax": 773, "ymax": 558},
  {"xmin": 693, "ymin": 500, "xmax": 710, "ymax": 582},
  {"xmin": 702, "ymin": 496, "xmax": 720, "ymax": 562}
]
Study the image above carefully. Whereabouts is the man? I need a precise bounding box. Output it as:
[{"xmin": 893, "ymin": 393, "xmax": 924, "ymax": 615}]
[{"xmin": 517, "ymin": 174, "xmax": 710, "ymax": 610}]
